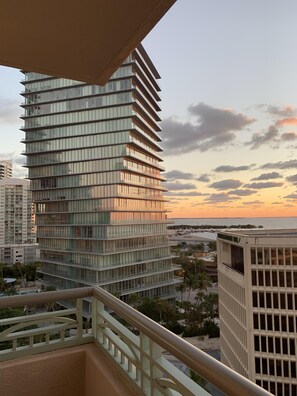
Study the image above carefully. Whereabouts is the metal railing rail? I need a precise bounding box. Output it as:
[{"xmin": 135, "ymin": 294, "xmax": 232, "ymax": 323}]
[{"xmin": 0, "ymin": 287, "xmax": 272, "ymax": 396}]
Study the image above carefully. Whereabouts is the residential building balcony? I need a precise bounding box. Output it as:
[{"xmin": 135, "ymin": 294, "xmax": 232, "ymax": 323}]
[{"xmin": 0, "ymin": 287, "xmax": 272, "ymax": 396}]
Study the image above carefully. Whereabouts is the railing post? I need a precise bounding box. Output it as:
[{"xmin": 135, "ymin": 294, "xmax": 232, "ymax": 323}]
[
  {"xmin": 92, "ymin": 295, "xmax": 105, "ymax": 344},
  {"xmin": 76, "ymin": 298, "xmax": 83, "ymax": 340},
  {"xmin": 140, "ymin": 333, "xmax": 150, "ymax": 394},
  {"xmin": 140, "ymin": 333, "xmax": 163, "ymax": 395},
  {"xmin": 91, "ymin": 295, "xmax": 97, "ymax": 340}
]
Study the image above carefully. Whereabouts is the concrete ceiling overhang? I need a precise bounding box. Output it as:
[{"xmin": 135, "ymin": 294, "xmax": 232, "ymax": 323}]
[{"xmin": 0, "ymin": 0, "xmax": 175, "ymax": 85}]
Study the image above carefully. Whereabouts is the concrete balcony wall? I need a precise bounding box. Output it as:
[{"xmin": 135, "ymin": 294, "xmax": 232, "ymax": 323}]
[{"xmin": 0, "ymin": 344, "xmax": 137, "ymax": 396}]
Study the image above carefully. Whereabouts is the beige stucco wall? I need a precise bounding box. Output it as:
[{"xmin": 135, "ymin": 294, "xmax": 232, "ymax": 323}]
[{"xmin": 0, "ymin": 344, "xmax": 138, "ymax": 396}]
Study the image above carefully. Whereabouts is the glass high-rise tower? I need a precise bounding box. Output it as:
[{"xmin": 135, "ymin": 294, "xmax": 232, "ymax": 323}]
[{"xmin": 21, "ymin": 45, "xmax": 176, "ymax": 308}]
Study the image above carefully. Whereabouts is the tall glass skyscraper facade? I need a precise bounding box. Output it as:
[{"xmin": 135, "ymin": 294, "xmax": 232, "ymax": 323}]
[{"xmin": 21, "ymin": 45, "xmax": 176, "ymax": 306}]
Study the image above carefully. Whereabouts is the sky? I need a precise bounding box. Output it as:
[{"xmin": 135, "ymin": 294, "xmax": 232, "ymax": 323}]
[{"xmin": 1, "ymin": 1, "xmax": 297, "ymax": 218}]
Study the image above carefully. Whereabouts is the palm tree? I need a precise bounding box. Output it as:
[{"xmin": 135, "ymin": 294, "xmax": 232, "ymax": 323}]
[
  {"xmin": 178, "ymin": 300, "xmax": 192, "ymax": 317},
  {"xmin": 176, "ymin": 283, "xmax": 186, "ymax": 302},
  {"xmin": 155, "ymin": 298, "xmax": 169, "ymax": 324},
  {"xmin": 185, "ymin": 274, "xmax": 198, "ymax": 301},
  {"xmin": 127, "ymin": 293, "xmax": 141, "ymax": 309},
  {"xmin": 208, "ymin": 241, "xmax": 217, "ymax": 252},
  {"xmin": 196, "ymin": 271, "xmax": 211, "ymax": 291},
  {"xmin": 0, "ymin": 277, "xmax": 5, "ymax": 293},
  {"xmin": 202, "ymin": 293, "xmax": 219, "ymax": 323},
  {"xmin": 195, "ymin": 272, "xmax": 212, "ymax": 303}
]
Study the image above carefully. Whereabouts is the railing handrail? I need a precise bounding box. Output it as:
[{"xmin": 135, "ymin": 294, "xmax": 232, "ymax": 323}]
[
  {"xmin": 0, "ymin": 287, "xmax": 93, "ymax": 309},
  {"xmin": 0, "ymin": 287, "xmax": 271, "ymax": 396}
]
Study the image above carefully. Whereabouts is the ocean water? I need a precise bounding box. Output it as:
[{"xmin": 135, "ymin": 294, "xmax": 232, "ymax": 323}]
[{"xmin": 169, "ymin": 217, "xmax": 297, "ymax": 229}]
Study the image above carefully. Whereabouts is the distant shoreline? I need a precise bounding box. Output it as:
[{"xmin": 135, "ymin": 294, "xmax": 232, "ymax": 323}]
[
  {"xmin": 169, "ymin": 217, "xmax": 297, "ymax": 220},
  {"xmin": 168, "ymin": 217, "xmax": 297, "ymax": 229},
  {"xmin": 168, "ymin": 224, "xmax": 262, "ymax": 230}
]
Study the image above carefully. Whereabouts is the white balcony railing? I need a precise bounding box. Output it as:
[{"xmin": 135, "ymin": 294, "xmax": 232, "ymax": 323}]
[{"xmin": 0, "ymin": 287, "xmax": 271, "ymax": 396}]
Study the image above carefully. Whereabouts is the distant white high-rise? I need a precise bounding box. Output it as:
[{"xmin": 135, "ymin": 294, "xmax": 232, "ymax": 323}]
[
  {"xmin": 218, "ymin": 229, "xmax": 297, "ymax": 396},
  {"xmin": 0, "ymin": 160, "xmax": 12, "ymax": 179},
  {"xmin": 0, "ymin": 177, "xmax": 37, "ymax": 264}
]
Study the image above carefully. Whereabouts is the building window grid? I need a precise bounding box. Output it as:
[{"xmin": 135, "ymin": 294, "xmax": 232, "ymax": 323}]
[
  {"xmin": 220, "ymin": 241, "xmax": 297, "ymax": 396},
  {"xmin": 254, "ymin": 355, "xmax": 297, "ymax": 379},
  {"xmin": 251, "ymin": 247, "xmax": 297, "ymax": 267},
  {"xmin": 251, "ymin": 245, "xmax": 297, "ymax": 395}
]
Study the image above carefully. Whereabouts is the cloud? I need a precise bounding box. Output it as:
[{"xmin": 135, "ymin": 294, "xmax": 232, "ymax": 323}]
[
  {"xmin": 266, "ymin": 105, "xmax": 297, "ymax": 118},
  {"xmin": 214, "ymin": 164, "xmax": 253, "ymax": 172},
  {"xmin": 165, "ymin": 191, "xmax": 206, "ymax": 197},
  {"xmin": 276, "ymin": 118, "xmax": 297, "ymax": 127},
  {"xmin": 284, "ymin": 193, "xmax": 297, "ymax": 199},
  {"xmin": 164, "ymin": 182, "xmax": 197, "ymax": 191},
  {"xmin": 204, "ymin": 192, "xmax": 239, "ymax": 203},
  {"xmin": 13, "ymin": 167, "xmax": 27, "ymax": 178},
  {"xmin": 261, "ymin": 160, "xmax": 297, "ymax": 170},
  {"xmin": 228, "ymin": 189, "xmax": 255, "ymax": 196},
  {"xmin": 0, "ymin": 97, "xmax": 21, "ymax": 123},
  {"xmin": 197, "ymin": 174, "xmax": 210, "ymax": 182},
  {"xmin": 164, "ymin": 170, "xmax": 194, "ymax": 181},
  {"xmin": 162, "ymin": 102, "xmax": 254, "ymax": 155},
  {"xmin": 246, "ymin": 125, "xmax": 279, "ymax": 149},
  {"xmin": 245, "ymin": 182, "xmax": 283, "ymax": 189},
  {"xmin": 13, "ymin": 155, "xmax": 26, "ymax": 166},
  {"xmin": 281, "ymin": 132, "xmax": 297, "ymax": 141},
  {"xmin": 240, "ymin": 200, "xmax": 263, "ymax": 206},
  {"xmin": 209, "ymin": 179, "xmax": 242, "ymax": 190},
  {"xmin": 13, "ymin": 156, "xmax": 27, "ymax": 178},
  {"xmin": 251, "ymin": 172, "xmax": 281, "ymax": 181},
  {"xmin": 286, "ymin": 174, "xmax": 297, "ymax": 184},
  {"xmin": 0, "ymin": 152, "xmax": 15, "ymax": 159}
]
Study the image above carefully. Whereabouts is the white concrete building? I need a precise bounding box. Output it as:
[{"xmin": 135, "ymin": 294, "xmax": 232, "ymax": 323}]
[
  {"xmin": 0, "ymin": 160, "xmax": 12, "ymax": 179},
  {"xmin": 0, "ymin": 178, "xmax": 37, "ymax": 264},
  {"xmin": 0, "ymin": 243, "xmax": 39, "ymax": 265},
  {"xmin": 218, "ymin": 229, "xmax": 297, "ymax": 396}
]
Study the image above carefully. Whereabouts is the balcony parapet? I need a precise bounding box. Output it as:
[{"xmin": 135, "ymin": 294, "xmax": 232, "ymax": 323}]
[{"xmin": 0, "ymin": 287, "xmax": 272, "ymax": 396}]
